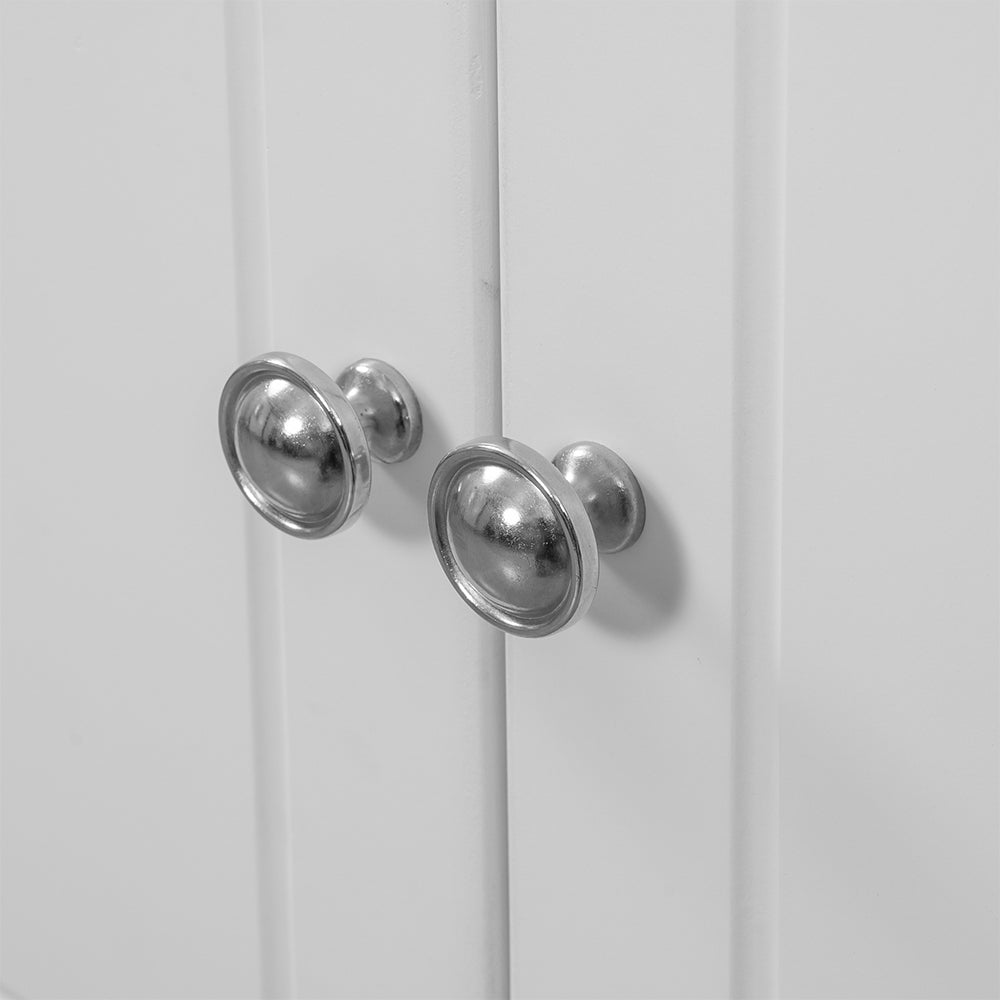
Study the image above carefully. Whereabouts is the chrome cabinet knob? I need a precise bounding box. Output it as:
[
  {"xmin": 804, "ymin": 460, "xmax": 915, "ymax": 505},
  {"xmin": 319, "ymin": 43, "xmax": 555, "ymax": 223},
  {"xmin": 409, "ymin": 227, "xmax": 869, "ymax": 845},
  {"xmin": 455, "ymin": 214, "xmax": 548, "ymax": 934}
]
[
  {"xmin": 428, "ymin": 437, "xmax": 645, "ymax": 637},
  {"xmin": 219, "ymin": 352, "xmax": 421, "ymax": 538}
]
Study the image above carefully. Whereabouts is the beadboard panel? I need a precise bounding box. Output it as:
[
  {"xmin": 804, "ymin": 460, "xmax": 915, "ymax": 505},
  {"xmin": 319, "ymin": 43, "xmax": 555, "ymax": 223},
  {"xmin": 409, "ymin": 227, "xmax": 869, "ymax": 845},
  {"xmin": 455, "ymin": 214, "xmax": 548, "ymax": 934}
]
[
  {"xmin": 498, "ymin": 1, "xmax": 998, "ymax": 997},
  {"xmin": 498, "ymin": 3, "xmax": 735, "ymax": 995},
  {"xmin": 257, "ymin": 2, "xmax": 507, "ymax": 995},
  {"xmin": 0, "ymin": 3, "xmax": 259, "ymax": 996},
  {"xmin": 780, "ymin": 3, "xmax": 999, "ymax": 996}
]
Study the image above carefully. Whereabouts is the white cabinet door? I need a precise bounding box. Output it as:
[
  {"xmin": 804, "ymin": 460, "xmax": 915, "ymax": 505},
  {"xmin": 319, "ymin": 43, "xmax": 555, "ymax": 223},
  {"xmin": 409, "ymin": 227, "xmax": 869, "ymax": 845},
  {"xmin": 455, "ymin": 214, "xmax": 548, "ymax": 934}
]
[
  {"xmin": 497, "ymin": 1, "xmax": 998, "ymax": 997},
  {"xmin": 2, "ymin": 1, "xmax": 509, "ymax": 997}
]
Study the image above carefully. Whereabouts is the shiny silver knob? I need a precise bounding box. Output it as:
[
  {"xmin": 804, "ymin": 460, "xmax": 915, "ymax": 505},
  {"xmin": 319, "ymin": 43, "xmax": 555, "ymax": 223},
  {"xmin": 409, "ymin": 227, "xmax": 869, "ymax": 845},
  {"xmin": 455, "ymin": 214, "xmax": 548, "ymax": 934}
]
[
  {"xmin": 219, "ymin": 352, "xmax": 421, "ymax": 538},
  {"xmin": 428, "ymin": 437, "xmax": 645, "ymax": 637}
]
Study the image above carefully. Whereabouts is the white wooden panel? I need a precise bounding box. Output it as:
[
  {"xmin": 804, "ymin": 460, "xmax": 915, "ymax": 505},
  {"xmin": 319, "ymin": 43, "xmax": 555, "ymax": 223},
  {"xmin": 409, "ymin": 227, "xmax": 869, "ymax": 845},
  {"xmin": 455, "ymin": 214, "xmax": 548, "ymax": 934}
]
[
  {"xmin": 498, "ymin": 3, "xmax": 734, "ymax": 995},
  {"xmin": 500, "ymin": 1, "xmax": 997, "ymax": 996},
  {"xmin": 731, "ymin": 2, "xmax": 787, "ymax": 995},
  {"xmin": 224, "ymin": 5, "xmax": 296, "ymax": 995},
  {"xmin": 256, "ymin": 2, "xmax": 507, "ymax": 995},
  {"xmin": 780, "ymin": 3, "xmax": 999, "ymax": 996},
  {"xmin": 0, "ymin": 3, "xmax": 259, "ymax": 997}
]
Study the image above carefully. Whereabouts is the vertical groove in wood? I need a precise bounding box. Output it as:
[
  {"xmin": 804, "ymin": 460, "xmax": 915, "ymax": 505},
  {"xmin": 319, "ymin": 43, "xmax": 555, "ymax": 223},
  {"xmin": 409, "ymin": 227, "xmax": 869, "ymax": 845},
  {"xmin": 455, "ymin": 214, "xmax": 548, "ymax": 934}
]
[
  {"xmin": 495, "ymin": 0, "xmax": 512, "ymax": 438},
  {"xmin": 223, "ymin": 4, "xmax": 296, "ymax": 996},
  {"xmin": 731, "ymin": 2, "xmax": 788, "ymax": 997},
  {"xmin": 491, "ymin": 2, "xmax": 518, "ymax": 993},
  {"xmin": 470, "ymin": 0, "xmax": 503, "ymax": 441},
  {"xmin": 467, "ymin": 1, "xmax": 510, "ymax": 994}
]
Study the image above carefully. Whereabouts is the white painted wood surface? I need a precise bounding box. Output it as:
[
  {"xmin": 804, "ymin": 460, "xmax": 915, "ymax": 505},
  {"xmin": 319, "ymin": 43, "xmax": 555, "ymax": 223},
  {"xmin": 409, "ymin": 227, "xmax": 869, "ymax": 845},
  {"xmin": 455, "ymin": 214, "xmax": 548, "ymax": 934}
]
[
  {"xmin": 498, "ymin": 0, "xmax": 999, "ymax": 997},
  {"xmin": 247, "ymin": 2, "xmax": 508, "ymax": 995},
  {"xmin": 2, "ymin": 1, "xmax": 997, "ymax": 997},
  {"xmin": 0, "ymin": 3, "xmax": 259, "ymax": 997},
  {"xmin": 779, "ymin": 3, "xmax": 999, "ymax": 996},
  {"xmin": 731, "ymin": 2, "xmax": 787, "ymax": 995},
  {"xmin": 498, "ymin": 3, "xmax": 735, "ymax": 995}
]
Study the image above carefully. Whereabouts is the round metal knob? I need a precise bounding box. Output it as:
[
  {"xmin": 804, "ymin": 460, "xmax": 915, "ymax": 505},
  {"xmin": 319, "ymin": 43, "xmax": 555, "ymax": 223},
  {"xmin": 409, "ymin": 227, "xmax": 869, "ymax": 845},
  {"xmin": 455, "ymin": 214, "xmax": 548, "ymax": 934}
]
[
  {"xmin": 427, "ymin": 437, "xmax": 645, "ymax": 637},
  {"xmin": 219, "ymin": 352, "xmax": 421, "ymax": 538}
]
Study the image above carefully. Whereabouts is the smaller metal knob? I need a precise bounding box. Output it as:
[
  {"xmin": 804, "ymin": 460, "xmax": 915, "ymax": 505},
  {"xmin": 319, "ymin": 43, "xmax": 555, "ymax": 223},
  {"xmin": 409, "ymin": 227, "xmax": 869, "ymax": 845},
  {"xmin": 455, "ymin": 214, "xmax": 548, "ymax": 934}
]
[
  {"xmin": 219, "ymin": 352, "xmax": 421, "ymax": 538},
  {"xmin": 428, "ymin": 437, "xmax": 645, "ymax": 637}
]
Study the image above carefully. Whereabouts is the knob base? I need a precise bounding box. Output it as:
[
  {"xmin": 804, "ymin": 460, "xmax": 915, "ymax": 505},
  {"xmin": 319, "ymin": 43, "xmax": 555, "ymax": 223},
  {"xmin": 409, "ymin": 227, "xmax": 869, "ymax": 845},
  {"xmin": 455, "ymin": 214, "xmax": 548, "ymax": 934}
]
[
  {"xmin": 336, "ymin": 358, "xmax": 422, "ymax": 464},
  {"xmin": 552, "ymin": 441, "xmax": 645, "ymax": 553}
]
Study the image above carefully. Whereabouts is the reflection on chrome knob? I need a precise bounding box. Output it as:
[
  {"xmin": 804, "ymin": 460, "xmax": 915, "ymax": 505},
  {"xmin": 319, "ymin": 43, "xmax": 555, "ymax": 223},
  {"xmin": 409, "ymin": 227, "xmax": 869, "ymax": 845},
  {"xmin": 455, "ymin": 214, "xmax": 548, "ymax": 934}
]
[
  {"xmin": 428, "ymin": 437, "xmax": 645, "ymax": 637},
  {"xmin": 219, "ymin": 352, "xmax": 421, "ymax": 538}
]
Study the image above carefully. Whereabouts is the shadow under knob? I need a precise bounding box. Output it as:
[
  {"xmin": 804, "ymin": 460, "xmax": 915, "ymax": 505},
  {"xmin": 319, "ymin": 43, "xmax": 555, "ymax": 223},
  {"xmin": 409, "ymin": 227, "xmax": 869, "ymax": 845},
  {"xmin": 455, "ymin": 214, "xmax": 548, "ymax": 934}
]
[
  {"xmin": 219, "ymin": 352, "xmax": 421, "ymax": 538},
  {"xmin": 427, "ymin": 437, "xmax": 644, "ymax": 637}
]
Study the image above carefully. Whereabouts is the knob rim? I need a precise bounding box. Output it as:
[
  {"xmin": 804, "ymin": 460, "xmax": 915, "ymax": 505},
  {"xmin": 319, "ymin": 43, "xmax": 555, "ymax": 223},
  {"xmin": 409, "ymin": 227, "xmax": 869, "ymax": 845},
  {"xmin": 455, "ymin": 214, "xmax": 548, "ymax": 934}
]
[
  {"xmin": 219, "ymin": 351, "xmax": 371, "ymax": 538},
  {"xmin": 428, "ymin": 437, "xmax": 600, "ymax": 638}
]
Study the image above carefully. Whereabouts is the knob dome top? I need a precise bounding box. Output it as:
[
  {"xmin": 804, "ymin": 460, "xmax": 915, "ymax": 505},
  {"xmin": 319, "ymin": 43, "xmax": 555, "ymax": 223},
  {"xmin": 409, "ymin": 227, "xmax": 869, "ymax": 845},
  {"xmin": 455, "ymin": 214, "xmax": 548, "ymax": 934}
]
[
  {"xmin": 428, "ymin": 437, "xmax": 600, "ymax": 637},
  {"xmin": 219, "ymin": 352, "xmax": 371, "ymax": 537}
]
